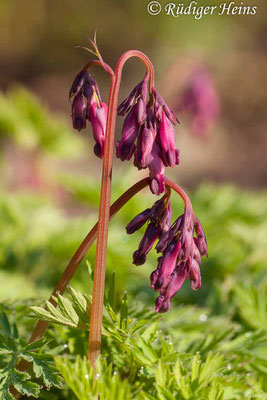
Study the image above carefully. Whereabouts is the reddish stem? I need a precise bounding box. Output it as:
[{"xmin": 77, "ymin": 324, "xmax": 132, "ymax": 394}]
[
  {"xmin": 88, "ymin": 50, "xmax": 155, "ymax": 366},
  {"xmin": 16, "ymin": 178, "xmax": 150, "ymax": 378},
  {"xmin": 15, "ymin": 177, "xmax": 192, "ymax": 387},
  {"xmin": 165, "ymin": 178, "xmax": 194, "ymax": 215}
]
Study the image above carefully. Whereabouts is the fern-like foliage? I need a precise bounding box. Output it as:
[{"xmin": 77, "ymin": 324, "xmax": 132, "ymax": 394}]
[
  {"xmin": 55, "ymin": 356, "xmax": 133, "ymax": 400},
  {"xmin": 234, "ymin": 283, "xmax": 267, "ymax": 330},
  {"xmin": 30, "ymin": 287, "xmax": 91, "ymax": 330},
  {"xmin": 0, "ymin": 313, "xmax": 62, "ymax": 400},
  {"xmin": 27, "ymin": 282, "xmax": 267, "ymax": 399}
]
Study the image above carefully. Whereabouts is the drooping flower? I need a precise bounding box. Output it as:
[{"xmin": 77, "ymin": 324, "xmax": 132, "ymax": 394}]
[
  {"xmin": 126, "ymin": 194, "xmax": 172, "ymax": 265},
  {"xmin": 117, "ymin": 75, "xmax": 179, "ymax": 195},
  {"xmin": 152, "ymin": 206, "xmax": 207, "ymax": 313},
  {"xmin": 148, "ymin": 141, "xmax": 166, "ymax": 196},
  {"xmin": 116, "ymin": 103, "xmax": 139, "ymax": 161},
  {"xmin": 72, "ymin": 92, "xmax": 87, "ymax": 131},
  {"xmin": 176, "ymin": 68, "xmax": 219, "ymax": 137},
  {"xmin": 126, "ymin": 194, "xmax": 207, "ymax": 313},
  {"xmin": 88, "ymin": 101, "xmax": 108, "ymax": 158},
  {"xmin": 69, "ymin": 69, "xmax": 108, "ymax": 158}
]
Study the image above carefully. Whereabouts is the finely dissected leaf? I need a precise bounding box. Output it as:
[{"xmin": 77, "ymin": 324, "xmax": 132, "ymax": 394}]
[
  {"xmin": 235, "ymin": 284, "xmax": 267, "ymax": 330},
  {"xmin": 208, "ymin": 381, "xmax": 224, "ymax": 400},
  {"xmin": 0, "ymin": 359, "xmax": 41, "ymax": 400},
  {"xmin": 0, "ymin": 313, "xmax": 62, "ymax": 399},
  {"xmin": 29, "ymin": 287, "xmax": 90, "ymax": 329},
  {"xmin": 198, "ymin": 352, "xmax": 225, "ymax": 388},
  {"xmin": 155, "ymin": 359, "xmax": 167, "ymax": 388},
  {"xmin": 46, "ymin": 301, "xmax": 75, "ymax": 326},
  {"xmin": 55, "ymin": 356, "xmax": 132, "ymax": 400},
  {"xmin": 107, "ymin": 271, "xmax": 116, "ymax": 310},
  {"xmin": 68, "ymin": 286, "xmax": 89, "ymax": 322},
  {"xmin": 86, "ymin": 261, "xmax": 94, "ymax": 281},
  {"xmin": 31, "ymin": 353, "xmax": 62, "ymax": 389},
  {"xmin": 0, "ymin": 344, "xmax": 12, "ymax": 355},
  {"xmin": 138, "ymin": 337, "xmax": 158, "ymax": 363},
  {"xmin": 30, "ymin": 303, "xmax": 77, "ymax": 328},
  {"xmin": 57, "ymin": 295, "xmax": 79, "ymax": 326},
  {"xmin": 190, "ymin": 353, "xmax": 201, "ymax": 383},
  {"xmin": 174, "ymin": 360, "xmax": 192, "ymax": 399},
  {"xmin": 24, "ymin": 338, "xmax": 52, "ymax": 352},
  {"xmin": 0, "ymin": 313, "xmax": 11, "ymax": 337},
  {"xmin": 12, "ymin": 378, "xmax": 40, "ymax": 398},
  {"xmin": 120, "ymin": 291, "xmax": 128, "ymax": 331}
]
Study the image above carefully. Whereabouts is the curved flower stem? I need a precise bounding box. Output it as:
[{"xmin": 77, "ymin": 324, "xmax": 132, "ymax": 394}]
[
  {"xmin": 15, "ymin": 178, "xmax": 150, "ymax": 381},
  {"xmin": 165, "ymin": 178, "xmax": 194, "ymax": 216},
  {"xmin": 15, "ymin": 177, "xmax": 191, "ymax": 391},
  {"xmin": 88, "ymin": 50, "xmax": 155, "ymax": 366}
]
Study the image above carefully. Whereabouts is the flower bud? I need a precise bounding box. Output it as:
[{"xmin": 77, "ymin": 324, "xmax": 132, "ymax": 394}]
[
  {"xmin": 134, "ymin": 125, "xmax": 156, "ymax": 169},
  {"xmin": 116, "ymin": 104, "xmax": 139, "ymax": 161},
  {"xmin": 159, "ymin": 201, "xmax": 172, "ymax": 232},
  {"xmin": 154, "ymin": 240, "xmax": 181, "ymax": 291},
  {"xmin": 69, "ymin": 70, "xmax": 88, "ymax": 99},
  {"xmin": 148, "ymin": 142, "xmax": 166, "ymax": 195},
  {"xmin": 176, "ymin": 69, "xmax": 219, "ymax": 137},
  {"xmin": 72, "ymin": 93, "xmax": 87, "ymax": 131},
  {"xmin": 126, "ymin": 208, "xmax": 151, "ymax": 234},
  {"xmin": 155, "ymin": 264, "xmax": 188, "ymax": 313},
  {"xmin": 152, "ymin": 87, "xmax": 178, "ymax": 125},
  {"xmin": 189, "ymin": 258, "xmax": 201, "ymax": 290},
  {"xmin": 155, "ymin": 229, "xmax": 174, "ymax": 253},
  {"xmin": 88, "ymin": 102, "xmax": 108, "ymax": 159},
  {"xmin": 158, "ymin": 113, "xmax": 179, "ymax": 168},
  {"xmin": 132, "ymin": 223, "xmax": 161, "ymax": 266}
]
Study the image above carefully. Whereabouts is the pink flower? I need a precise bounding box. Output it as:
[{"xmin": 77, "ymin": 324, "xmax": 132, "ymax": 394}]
[
  {"xmin": 153, "ymin": 240, "xmax": 181, "ymax": 291},
  {"xmin": 69, "ymin": 69, "xmax": 108, "ymax": 158},
  {"xmin": 158, "ymin": 112, "xmax": 179, "ymax": 167},
  {"xmin": 126, "ymin": 194, "xmax": 207, "ymax": 313},
  {"xmin": 177, "ymin": 69, "xmax": 219, "ymax": 137},
  {"xmin": 72, "ymin": 93, "xmax": 87, "ymax": 131},
  {"xmin": 155, "ymin": 264, "xmax": 188, "ymax": 313},
  {"xmin": 117, "ymin": 77, "xmax": 179, "ymax": 195},
  {"xmin": 148, "ymin": 141, "xmax": 166, "ymax": 195},
  {"xmin": 116, "ymin": 104, "xmax": 139, "ymax": 161},
  {"xmin": 88, "ymin": 102, "xmax": 108, "ymax": 158}
]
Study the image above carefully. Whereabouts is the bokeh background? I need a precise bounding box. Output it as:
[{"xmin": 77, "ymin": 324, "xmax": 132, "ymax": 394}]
[{"xmin": 0, "ymin": 0, "xmax": 266, "ymax": 331}]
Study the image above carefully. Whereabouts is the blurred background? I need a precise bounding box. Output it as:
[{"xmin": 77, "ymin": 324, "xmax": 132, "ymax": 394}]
[{"xmin": 0, "ymin": 0, "xmax": 266, "ymax": 325}]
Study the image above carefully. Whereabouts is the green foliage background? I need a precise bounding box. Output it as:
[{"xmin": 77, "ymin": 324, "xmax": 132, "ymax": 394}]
[{"xmin": 0, "ymin": 88, "xmax": 266, "ymax": 399}]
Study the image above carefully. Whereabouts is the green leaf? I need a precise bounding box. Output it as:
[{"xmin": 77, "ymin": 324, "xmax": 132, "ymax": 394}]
[
  {"xmin": 31, "ymin": 353, "xmax": 62, "ymax": 389},
  {"xmin": 57, "ymin": 294, "xmax": 79, "ymax": 326},
  {"xmin": 120, "ymin": 291, "xmax": 128, "ymax": 331}
]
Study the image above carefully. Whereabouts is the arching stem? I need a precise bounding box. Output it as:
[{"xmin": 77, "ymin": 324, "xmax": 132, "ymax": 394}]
[
  {"xmin": 88, "ymin": 50, "xmax": 154, "ymax": 366},
  {"xmin": 15, "ymin": 177, "xmax": 192, "ymax": 385}
]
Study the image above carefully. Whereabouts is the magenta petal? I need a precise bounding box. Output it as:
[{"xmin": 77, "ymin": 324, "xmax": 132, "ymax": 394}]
[
  {"xmin": 72, "ymin": 93, "xmax": 87, "ymax": 131},
  {"xmin": 155, "ymin": 241, "xmax": 181, "ymax": 290},
  {"xmin": 126, "ymin": 208, "xmax": 151, "ymax": 234},
  {"xmin": 135, "ymin": 125, "xmax": 156, "ymax": 169},
  {"xmin": 158, "ymin": 113, "xmax": 178, "ymax": 168},
  {"xmin": 189, "ymin": 258, "xmax": 201, "ymax": 290},
  {"xmin": 148, "ymin": 141, "xmax": 166, "ymax": 195},
  {"xmin": 132, "ymin": 223, "xmax": 161, "ymax": 266},
  {"xmin": 88, "ymin": 102, "xmax": 107, "ymax": 158},
  {"xmin": 116, "ymin": 104, "xmax": 139, "ymax": 161}
]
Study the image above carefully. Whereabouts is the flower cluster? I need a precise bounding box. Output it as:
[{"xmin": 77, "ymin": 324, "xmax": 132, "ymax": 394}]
[
  {"xmin": 127, "ymin": 196, "xmax": 207, "ymax": 313},
  {"xmin": 126, "ymin": 193, "xmax": 172, "ymax": 265},
  {"xmin": 117, "ymin": 75, "xmax": 179, "ymax": 195},
  {"xmin": 176, "ymin": 69, "xmax": 219, "ymax": 136},
  {"xmin": 69, "ymin": 69, "xmax": 108, "ymax": 158}
]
